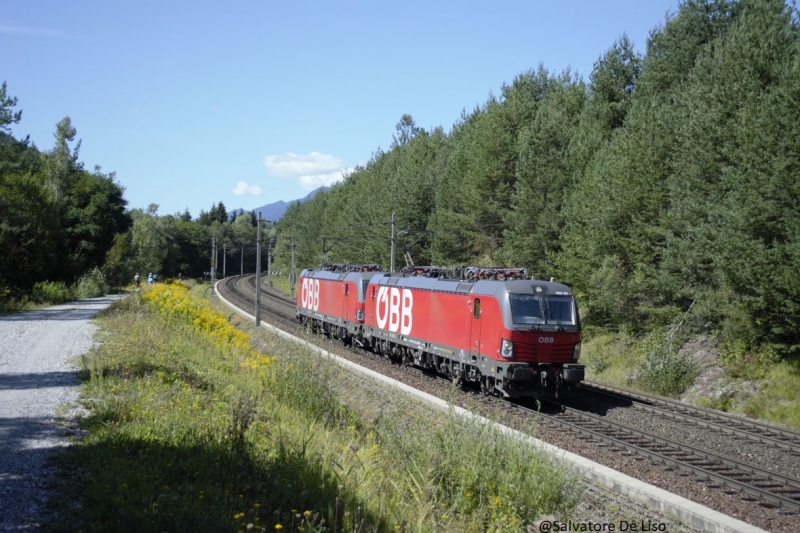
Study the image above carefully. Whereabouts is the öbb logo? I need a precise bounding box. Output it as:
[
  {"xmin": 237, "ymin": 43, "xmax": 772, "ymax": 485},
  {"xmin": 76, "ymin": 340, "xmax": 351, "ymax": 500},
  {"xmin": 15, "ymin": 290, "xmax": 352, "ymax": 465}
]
[
  {"xmin": 300, "ymin": 278, "xmax": 320, "ymax": 311},
  {"xmin": 376, "ymin": 287, "xmax": 413, "ymax": 335}
]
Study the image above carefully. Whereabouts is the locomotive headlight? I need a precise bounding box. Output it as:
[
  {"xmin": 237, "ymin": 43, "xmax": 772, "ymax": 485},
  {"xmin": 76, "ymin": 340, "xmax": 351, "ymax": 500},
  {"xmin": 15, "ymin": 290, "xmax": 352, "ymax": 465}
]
[
  {"xmin": 500, "ymin": 338, "xmax": 514, "ymax": 359},
  {"xmin": 573, "ymin": 341, "xmax": 582, "ymax": 360},
  {"xmin": 356, "ymin": 309, "xmax": 364, "ymax": 321}
]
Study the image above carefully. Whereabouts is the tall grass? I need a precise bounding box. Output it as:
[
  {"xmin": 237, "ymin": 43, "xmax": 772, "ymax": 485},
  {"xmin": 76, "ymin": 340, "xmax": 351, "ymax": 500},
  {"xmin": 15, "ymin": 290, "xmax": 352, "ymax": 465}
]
[
  {"xmin": 1, "ymin": 268, "xmax": 111, "ymax": 314},
  {"xmin": 32, "ymin": 281, "xmax": 75, "ymax": 304},
  {"xmin": 45, "ymin": 285, "xmax": 578, "ymax": 532},
  {"xmin": 580, "ymin": 330, "xmax": 697, "ymax": 398},
  {"xmin": 739, "ymin": 359, "xmax": 800, "ymax": 428},
  {"xmin": 267, "ymin": 273, "xmax": 293, "ymax": 297}
]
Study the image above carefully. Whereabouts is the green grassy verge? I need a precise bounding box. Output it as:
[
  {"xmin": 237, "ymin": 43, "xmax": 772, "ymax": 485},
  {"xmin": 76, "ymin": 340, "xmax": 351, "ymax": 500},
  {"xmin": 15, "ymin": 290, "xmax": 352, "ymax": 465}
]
[
  {"xmin": 266, "ymin": 273, "xmax": 293, "ymax": 298},
  {"xmin": 736, "ymin": 360, "xmax": 800, "ymax": 428},
  {"xmin": 45, "ymin": 285, "xmax": 578, "ymax": 532},
  {"xmin": 580, "ymin": 329, "xmax": 800, "ymax": 429}
]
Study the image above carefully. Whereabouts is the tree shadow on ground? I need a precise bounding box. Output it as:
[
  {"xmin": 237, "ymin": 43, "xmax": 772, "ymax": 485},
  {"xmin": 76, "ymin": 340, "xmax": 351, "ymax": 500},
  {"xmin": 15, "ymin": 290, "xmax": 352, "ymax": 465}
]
[{"xmin": 43, "ymin": 430, "xmax": 385, "ymax": 533}]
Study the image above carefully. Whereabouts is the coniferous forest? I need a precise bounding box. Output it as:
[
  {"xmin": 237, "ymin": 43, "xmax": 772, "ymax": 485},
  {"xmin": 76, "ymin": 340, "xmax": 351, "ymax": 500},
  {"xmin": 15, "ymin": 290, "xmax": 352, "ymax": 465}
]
[
  {"xmin": 1, "ymin": 0, "xmax": 799, "ymax": 363},
  {"xmin": 273, "ymin": 0, "xmax": 800, "ymax": 358}
]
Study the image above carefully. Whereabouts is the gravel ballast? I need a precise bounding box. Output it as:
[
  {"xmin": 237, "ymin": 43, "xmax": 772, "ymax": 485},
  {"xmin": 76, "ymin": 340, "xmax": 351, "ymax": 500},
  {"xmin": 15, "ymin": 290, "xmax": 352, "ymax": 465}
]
[{"xmin": 0, "ymin": 296, "xmax": 121, "ymax": 531}]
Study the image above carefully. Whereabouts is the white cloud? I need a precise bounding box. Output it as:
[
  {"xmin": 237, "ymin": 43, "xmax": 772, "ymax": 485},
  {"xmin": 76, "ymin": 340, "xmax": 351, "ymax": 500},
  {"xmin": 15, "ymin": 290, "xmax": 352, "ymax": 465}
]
[
  {"xmin": 263, "ymin": 152, "xmax": 354, "ymax": 191},
  {"xmin": 264, "ymin": 152, "xmax": 345, "ymax": 179},
  {"xmin": 298, "ymin": 171, "xmax": 350, "ymax": 190},
  {"xmin": 231, "ymin": 181, "xmax": 263, "ymax": 196}
]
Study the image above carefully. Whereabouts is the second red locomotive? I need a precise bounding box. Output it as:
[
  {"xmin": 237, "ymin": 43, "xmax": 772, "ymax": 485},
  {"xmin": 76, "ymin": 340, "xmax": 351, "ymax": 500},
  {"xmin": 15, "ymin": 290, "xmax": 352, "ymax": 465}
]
[{"xmin": 296, "ymin": 264, "xmax": 584, "ymax": 399}]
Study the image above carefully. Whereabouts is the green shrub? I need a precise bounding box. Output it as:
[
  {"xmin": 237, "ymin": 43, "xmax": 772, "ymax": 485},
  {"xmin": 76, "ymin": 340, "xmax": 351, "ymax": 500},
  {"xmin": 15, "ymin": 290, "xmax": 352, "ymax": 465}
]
[
  {"xmin": 76, "ymin": 267, "xmax": 109, "ymax": 299},
  {"xmin": 588, "ymin": 354, "xmax": 611, "ymax": 375},
  {"xmin": 717, "ymin": 322, "xmax": 780, "ymax": 380},
  {"xmin": 31, "ymin": 280, "xmax": 75, "ymax": 304},
  {"xmin": 0, "ymin": 288, "xmax": 32, "ymax": 313},
  {"xmin": 635, "ymin": 332, "xmax": 697, "ymax": 397}
]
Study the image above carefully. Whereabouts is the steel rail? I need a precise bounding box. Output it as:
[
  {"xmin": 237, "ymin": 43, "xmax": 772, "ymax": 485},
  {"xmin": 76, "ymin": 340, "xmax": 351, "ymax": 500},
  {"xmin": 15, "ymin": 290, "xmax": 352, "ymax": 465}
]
[
  {"xmin": 583, "ymin": 380, "xmax": 800, "ymax": 448},
  {"xmin": 531, "ymin": 403, "xmax": 800, "ymax": 512},
  {"xmin": 221, "ymin": 276, "xmax": 299, "ymax": 326},
  {"xmin": 580, "ymin": 383, "xmax": 800, "ymax": 456},
  {"xmin": 566, "ymin": 405, "xmax": 800, "ymax": 491}
]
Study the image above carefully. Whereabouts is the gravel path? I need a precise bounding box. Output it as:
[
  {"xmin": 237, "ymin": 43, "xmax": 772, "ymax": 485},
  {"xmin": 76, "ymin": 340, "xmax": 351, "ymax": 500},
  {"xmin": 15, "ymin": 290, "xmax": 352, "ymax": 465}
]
[{"xmin": 0, "ymin": 296, "xmax": 121, "ymax": 532}]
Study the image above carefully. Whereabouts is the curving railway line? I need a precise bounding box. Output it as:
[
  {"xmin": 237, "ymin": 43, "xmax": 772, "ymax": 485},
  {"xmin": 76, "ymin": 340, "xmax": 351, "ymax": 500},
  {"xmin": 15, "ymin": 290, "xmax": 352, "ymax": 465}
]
[{"xmin": 217, "ymin": 274, "xmax": 800, "ymax": 531}]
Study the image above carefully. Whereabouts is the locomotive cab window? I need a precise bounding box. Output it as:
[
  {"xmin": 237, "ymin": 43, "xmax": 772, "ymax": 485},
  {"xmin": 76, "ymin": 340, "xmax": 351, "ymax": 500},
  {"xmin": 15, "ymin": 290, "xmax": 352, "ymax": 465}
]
[
  {"xmin": 509, "ymin": 294, "xmax": 543, "ymax": 324},
  {"xmin": 544, "ymin": 295, "xmax": 576, "ymax": 325},
  {"xmin": 473, "ymin": 298, "xmax": 481, "ymax": 319},
  {"xmin": 509, "ymin": 294, "xmax": 576, "ymax": 325}
]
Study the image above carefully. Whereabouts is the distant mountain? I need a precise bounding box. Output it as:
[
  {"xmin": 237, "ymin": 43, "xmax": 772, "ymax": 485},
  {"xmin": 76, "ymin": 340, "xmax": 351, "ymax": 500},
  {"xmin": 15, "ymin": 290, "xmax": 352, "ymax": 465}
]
[{"xmin": 252, "ymin": 187, "xmax": 329, "ymax": 222}]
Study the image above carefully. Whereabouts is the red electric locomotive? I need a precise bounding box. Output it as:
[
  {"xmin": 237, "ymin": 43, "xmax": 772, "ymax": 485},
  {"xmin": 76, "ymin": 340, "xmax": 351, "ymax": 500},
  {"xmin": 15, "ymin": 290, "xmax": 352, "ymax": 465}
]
[
  {"xmin": 296, "ymin": 264, "xmax": 585, "ymax": 399},
  {"xmin": 362, "ymin": 266, "xmax": 584, "ymax": 399},
  {"xmin": 295, "ymin": 263, "xmax": 382, "ymax": 341}
]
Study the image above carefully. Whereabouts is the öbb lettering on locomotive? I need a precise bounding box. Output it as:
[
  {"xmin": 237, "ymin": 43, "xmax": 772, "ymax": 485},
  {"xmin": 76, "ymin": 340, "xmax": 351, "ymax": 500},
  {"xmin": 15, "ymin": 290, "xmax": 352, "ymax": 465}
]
[
  {"xmin": 375, "ymin": 287, "xmax": 413, "ymax": 335},
  {"xmin": 295, "ymin": 263, "xmax": 585, "ymax": 399},
  {"xmin": 300, "ymin": 277, "xmax": 320, "ymax": 311}
]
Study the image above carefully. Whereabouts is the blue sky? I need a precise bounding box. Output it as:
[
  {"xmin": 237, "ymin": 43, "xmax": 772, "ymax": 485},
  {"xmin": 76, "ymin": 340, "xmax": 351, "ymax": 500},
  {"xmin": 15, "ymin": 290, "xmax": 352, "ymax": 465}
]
[{"xmin": 3, "ymin": 1, "xmax": 675, "ymax": 218}]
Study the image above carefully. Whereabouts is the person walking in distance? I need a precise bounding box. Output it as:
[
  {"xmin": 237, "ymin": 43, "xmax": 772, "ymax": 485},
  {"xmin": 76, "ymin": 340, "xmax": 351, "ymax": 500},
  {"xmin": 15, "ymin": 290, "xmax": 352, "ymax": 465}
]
[{"xmin": 134, "ymin": 273, "xmax": 140, "ymax": 288}]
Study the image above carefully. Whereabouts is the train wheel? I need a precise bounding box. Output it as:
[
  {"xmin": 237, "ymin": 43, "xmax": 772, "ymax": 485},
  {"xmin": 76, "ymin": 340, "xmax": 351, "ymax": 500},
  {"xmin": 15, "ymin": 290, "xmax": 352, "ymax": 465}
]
[
  {"xmin": 481, "ymin": 376, "xmax": 496, "ymax": 396},
  {"xmin": 339, "ymin": 327, "xmax": 350, "ymax": 346}
]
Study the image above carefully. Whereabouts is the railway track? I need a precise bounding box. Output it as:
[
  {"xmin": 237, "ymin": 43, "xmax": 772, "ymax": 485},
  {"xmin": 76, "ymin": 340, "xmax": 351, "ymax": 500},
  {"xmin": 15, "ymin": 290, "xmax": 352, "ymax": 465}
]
[
  {"xmin": 537, "ymin": 403, "xmax": 800, "ymax": 512},
  {"xmin": 218, "ymin": 274, "xmax": 800, "ymax": 527},
  {"xmin": 580, "ymin": 380, "xmax": 800, "ymax": 455},
  {"xmin": 219, "ymin": 275, "xmax": 299, "ymax": 327}
]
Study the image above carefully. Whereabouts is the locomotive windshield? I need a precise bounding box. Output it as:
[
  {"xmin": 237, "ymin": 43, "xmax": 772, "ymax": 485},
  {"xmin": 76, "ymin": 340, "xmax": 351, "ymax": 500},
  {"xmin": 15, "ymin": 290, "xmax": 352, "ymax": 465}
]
[
  {"xmin": 545, "ymin": 296, "xmax": 576, "ymax": 324},
  {"xmin": 509, "ymin": 294, "xmax": 577, "ymax": 326}
]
